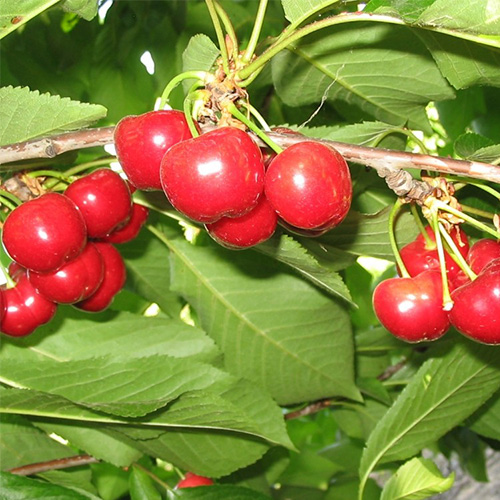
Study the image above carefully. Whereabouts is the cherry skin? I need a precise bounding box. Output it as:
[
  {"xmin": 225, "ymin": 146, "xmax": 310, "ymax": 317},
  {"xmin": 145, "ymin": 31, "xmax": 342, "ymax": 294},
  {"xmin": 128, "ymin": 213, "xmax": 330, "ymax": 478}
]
[
  {"xmin": 65, "ymin": 168, "xmax": 132, "ymax": 239},
  {"xmin": 372, "ymin": 270, "xmax": 450, "ymax": 342},
  {"xmin": 176, "ymin": 473, "xmax": 214, "ymax": 489},
  {"xmin": 114, "ymin": 110, "xmax": 193, "ymax": 191},
  {"xmin": 205, "ymin": 195, "xmax": 278, "ymax": 249},
  {"xmin": 399, "ymin": 225, "xmax": 469, "ymax": 289},
  {"xmin": 264, "ymin": 142, "xmax": 351, "ymax": 230},
  {"xmin": 467, "ymin": 238, "xmax": 500, "ymax": 274},
  {"xmin": 448, "ymin": 258, "xmax": 500, "ymax": 344},
  {"xmin": 74, "ymin": 242, "xmax": 126, "ymax": 312},
  {"xmin": 160, "ymin": 127, "xmax": 265, "ymax": 223},
  {"xmin": 2, "ymin": 192, "xmax": 87, "ymax": 273},
  {"xmin": 100, "ymin": 203, "xmax": 149, "ymax": 244},
  {"xmin": 1, "ymin": 270, "xmax": 57, "ymax": 337},
  {"xmin": 28, "ymin": 242, "xmax": 104, "ymax": 304}
]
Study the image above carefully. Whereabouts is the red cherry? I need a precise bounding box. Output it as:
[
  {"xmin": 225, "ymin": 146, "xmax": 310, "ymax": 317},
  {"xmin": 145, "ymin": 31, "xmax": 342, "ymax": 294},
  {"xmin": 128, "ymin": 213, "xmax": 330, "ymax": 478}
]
[
  {"xmin": 449, "ymin": 258, "xmax": 500, "ymax": 344},
  {"xmin": 74, "ymin": 242, "xmax": 126, "ymax": 312},
  {"xmin": 28, "ymin": 242, "xmax": 104, "ymax": 304},
  {"xmin": 176, "ymin": 473, "xmax": 214, "ymax": 489},
  {"xmin": 399, "ymin": 225, "xmax": 469, "ymax": 289},
  {"xmin": 114, "ymin": 110, "xmax": 193, "ymax": 191},
  {"xmin": 65, "ymin": 169, "xmax": 132, "ymax": 239},
  {"xmin": 467, "ymin": 238, "xmax": 500, "ymax": 274},
  {"xmin": 372, "ymin": 270, "xmax": 450, "ymax": 342},
  {"xmin": 264, "ymin": 142, "xmax": 351, "ymax": 230},
  {"xmin": 160, "ymin": 127, "xmax": 265, "ymax": 223},
  {"xmin": 2, "ymin": 193, "xmax": 87, "ymax": 273},
  {"xmin": 100, "ymin": 203, "xmax": 149, "ymax": 244},
  {"xmin": 205, "ymin": 195, "xmax": 278, "ymax": 249},
  {"xmin": 1, "ymin": 271, "xmax": 57, "ymax": 337}
]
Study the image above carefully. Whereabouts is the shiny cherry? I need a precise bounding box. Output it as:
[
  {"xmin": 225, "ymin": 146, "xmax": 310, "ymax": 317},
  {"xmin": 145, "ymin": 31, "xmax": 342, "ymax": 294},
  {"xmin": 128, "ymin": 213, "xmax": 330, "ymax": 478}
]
[
  {"xmin": 1, "ymin": 271, "xmax": 57, "ymax": 337},
  {"xmin": 100, "ymin": 203, "xmax": 149, "ymax": 244},
  {"xmin": 114, "ymin": 110, "xmax": 193, "ymax": 191},
  {"xmin": 205, "ymin": 195, "xmax": 278, "ymax": 249},
  {"xmin": 467, "ymin": 238, "xmax": 500, "ymax": 274},
  {"xmin": 160, "ymin": 127, "xmax": 265, "ymax": 223},
  {"xmin": 74, "ymin": 242, "xmax": 126, "ymax": 312},
  {"xmin": 65, "ymin": 169, "xmax": 132, "ymax": 239},
  {"xmin": 449, "ymin": 258, "xmax": 500, "ymax": 344},
  {"xmin": 28, "ymin": 242, "xmax": 104, "ymax": 304},
  {"xmin": 176, "ymin": 473, "xmax": 214, "ymax": 489},
  {"xmin": 265, "ymin": 142, "xmax": 351, "ymax": 230},
  {"xmin": 372, "ymin": 270, "xmax": 450, "ymax": 343},
  {"xmin": 2, "ymin": 193, "xmax": 87, "ymax": 273}
]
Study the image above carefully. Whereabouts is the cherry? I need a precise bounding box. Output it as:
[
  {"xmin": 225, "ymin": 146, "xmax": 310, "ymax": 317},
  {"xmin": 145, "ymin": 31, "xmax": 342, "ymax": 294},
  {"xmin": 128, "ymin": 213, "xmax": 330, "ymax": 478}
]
[
  {"xmin": 399, "ymin": 225, "xmax": 469, "ymax": 289},
  {"xmin": 114, "ymin": 110, "xmax": 193, "ymax": 191},
  {"xmin": 467, "ymin": 238, "xmax": 500, "ymax": 274},
  {"xmin": 372, "ymin": 270, "xmax": 450, "ymax": 342},
  {"xmin": 28, "ymin": 242, "xmax": 104, "ymax": 304},
  {"xmin": 176, "ymin": 473, "xmax": 214, "ymax": 489},
  {"xmin": 264, "ymin": 142, "xmax": 351, "ymax": 230},
  {"xmin": 100, "ymin": 203, "xmax": 149, "ymax": 244},
  {"xmin": 2, "ymin": 192, "xmax": 87, "ymax": 273},
  {"xmin": 205, "ymin": 195, "xmax": 278, "ymax": 249},
  {"xmin": 1, "ymin": 270, "xmax": 57, "ymax": 337},
  {"xmin": 160, "ymin": 127, "xmax": 265, "ymax": 223},
  {"xmin": 65, "ymin": 168, "xmax": 132, "ymax": 239},
  {"xmin": 449, "ymin": 258, "xmax": 500, "ymax": 344},
  {"xmin": 74, "ymin": 242, "xmax": 126, "ymax": 312}
]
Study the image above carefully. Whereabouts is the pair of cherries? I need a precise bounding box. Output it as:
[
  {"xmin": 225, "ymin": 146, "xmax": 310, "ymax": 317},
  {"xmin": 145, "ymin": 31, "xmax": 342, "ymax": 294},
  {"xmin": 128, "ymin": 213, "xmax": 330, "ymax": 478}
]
[
  {"xmin": 114, "ymin": 110, "xmax": 352, "ymax": 249},
  {"xmin": 0, "ymin": 169, "xmax": 149, "ymax": 337},
  {"xmin": 373, "ymin": 226, "xmax": 500, "ymax": 345}
]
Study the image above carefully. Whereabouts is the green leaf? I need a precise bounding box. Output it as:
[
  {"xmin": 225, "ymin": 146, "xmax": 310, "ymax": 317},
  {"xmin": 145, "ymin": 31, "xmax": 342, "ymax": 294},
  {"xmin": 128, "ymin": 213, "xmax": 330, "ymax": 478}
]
[
  {"xmin": 467, "ymin": 390, "xmax": 500, "ymax": 440},
  {"xmin": 61, "ymin": 0, "xmax": 99, "ymax": 21},
  {"xmin": 0, "ymin": 86, "xmax": 106, "ymax": 146},
  {"xmin": 182, "ymin": 34, "xmax": 220, "ymax": 73},
  {"xmin": 380, "ymin": 457, "xmax": 454, "ymax": 500},
  {"xmin": 281, "ymin": 0, "xmax": 340, "ymax": 23},
  {"xmin": 359, "ymin": 340, "xmax": 500, "ymax": 497},
  {"xmin": 454, "ymin": 132, "xmax": 494, "ymax": 158},
  {"xmin": 272, "ymin": 23, "xmax": 454, "ymax": 133},
  {"xmin": 129, "ymin": 466, "xmax": 162, "ymax": 500},
  {"xmin": 165, "ymin": 233, "xmax": 360, "ymax": 405},
  {"xmin": 169, "ymin": 484, "xmax": 273, "ymax": 499}
]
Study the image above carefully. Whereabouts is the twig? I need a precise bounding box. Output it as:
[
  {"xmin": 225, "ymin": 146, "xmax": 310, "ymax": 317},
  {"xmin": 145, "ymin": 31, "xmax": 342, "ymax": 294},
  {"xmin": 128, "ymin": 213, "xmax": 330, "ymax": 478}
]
[
  {"xmin": 377, "ymin": 358, "xmax": 408, "ymax": 382},
  {"xmin": 7, "ymin": 454, "xmax": 99, "ymax": 476},
  {"xmin": 284, "ymin": 399, "xmax": 333, "ymax": 420}
]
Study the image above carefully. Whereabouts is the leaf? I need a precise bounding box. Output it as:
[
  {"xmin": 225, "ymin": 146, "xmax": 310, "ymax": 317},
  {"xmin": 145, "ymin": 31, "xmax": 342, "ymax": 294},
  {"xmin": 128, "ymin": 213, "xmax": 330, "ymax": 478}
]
[
  {"xmin": 256, "ymin": 232, "xmax": 353, "ymax": 303},
  {"xmin": 467, "ymin": 390, "xmax": 500, "ymax": 440},
  {"xmin": 130, "ymin": 466, "xmax": 162, "ymax": 500},
  {"xmin": 454, "ymin": 132, "xmax": 494, "ymax": 159},
  {"xmin": 61, "ymin": 0, "xmax": 99, "ymax": 21},
  {"xmin": 380, "ymin": 457, "xmax": 454, "ymax": 500},
  {"xmin": 359, "ymin": 340, "xmax": 500, "ymax": 496},
  {"xmin": 165, "ymin": 233, "xmax": 360, "ymax": 405},
  {"xmin": 281, "ymin": 0, "xmax": 339, "ymax": 23},
  {"xmin": 168, "ymin": 485, "xmax": 273, "ymax": 499},
  {"xmin": 272, "ymin": 23, "xmax": 454, "ymax": 133},
  {"xmin": 182, "ymin": 34, "xmax": 220, "ymax": 73},
  {"xmin": 0, "ymin": 86, "xmax": 106, "ymax": 146}
]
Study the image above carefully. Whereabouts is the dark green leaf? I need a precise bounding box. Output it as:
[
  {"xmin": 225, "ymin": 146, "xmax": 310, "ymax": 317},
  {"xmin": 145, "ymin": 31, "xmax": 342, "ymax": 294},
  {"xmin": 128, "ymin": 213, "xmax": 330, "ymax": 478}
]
[
  {"xmin": 169, "ymin": 484, "xmax": 273, "ymax": 499},
  {"xmin": 129, "ymin": 466, "xmax": 162, "ymax": 500}
]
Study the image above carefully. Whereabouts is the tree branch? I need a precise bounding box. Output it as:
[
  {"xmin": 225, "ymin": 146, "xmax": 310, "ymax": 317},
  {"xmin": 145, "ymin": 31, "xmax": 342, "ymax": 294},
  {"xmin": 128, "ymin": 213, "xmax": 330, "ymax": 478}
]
[{"xmin": 6, "ymin": 454, "xmax": 99, "ymax": 476}]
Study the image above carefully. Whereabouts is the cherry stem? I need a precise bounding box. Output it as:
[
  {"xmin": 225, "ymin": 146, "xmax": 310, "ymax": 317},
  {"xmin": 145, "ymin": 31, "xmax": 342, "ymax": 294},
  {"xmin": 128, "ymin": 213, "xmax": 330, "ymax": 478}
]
[
  {"xmin": 0, "ymin": 190, "xmax": 23, "ymax": 207},
  {"xmin": 430, "ymin": 214, "xmax": 453, "ymax": 310},
  {"xmin": 410, "ymin": 203, "xmax": 434, "ymax": 247},
  {"xmin": 242, "ymin": 0, "xmax": 269, "ymax": 63},
  {"xmin": 460, "ymin": 203, "xmax": 495, "ymax": 220},
  {"xmin": 438, "ymin": 224, "xmax": 477, "ymax": 281},
  {"xmin": 26, "ymin": 169, "xmax": 73, "ymax": 184},
  {"xmin": 240, "ymin": 101, "xmax": 271, "ymax": 131},
  {"xmin": 214, "ymin": 2, "xmax": 239, "ymax": 62},
  {"xmin": 0, "ymin": 195, "xmax": 17, "ymax": 211},
  {"xmin": 131, "ymin": 463, "xmax": 173, "ymax": 491},
  {"xmin": 159, "ymin": 71, "xmax": 210, "ymax": 109},
  {"xmin": 388, "ymin": 199, "xmax": 410, "ymax": 277},
  {"xmin": 183, "ymin": 89, "xmax": 203, "ymax": 138},
  {"xmin": 446, "ymin": 175, "xmax": 500, "ymax": 201},
  {"xmin": 205, "ymin": 0, "xmax": 230, "ymax": 75},
  {"xmin": 226, "ymin": 102, "xmax": 282, "ymax": 153}
]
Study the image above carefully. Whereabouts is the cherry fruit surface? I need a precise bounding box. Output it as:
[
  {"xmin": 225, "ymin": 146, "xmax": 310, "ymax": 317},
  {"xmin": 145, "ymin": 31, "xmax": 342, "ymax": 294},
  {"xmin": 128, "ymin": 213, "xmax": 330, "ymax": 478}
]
[
  {"xmin": 101, "ymin": 203, "xmax": 149, "ymax": 244},
  {"xmin": 176, "ymin": 473, "xmax": 214, "ymax": 489},
  {"xmin": 467, "ymin": 238, "xmax": 500, "ymax": 274}
]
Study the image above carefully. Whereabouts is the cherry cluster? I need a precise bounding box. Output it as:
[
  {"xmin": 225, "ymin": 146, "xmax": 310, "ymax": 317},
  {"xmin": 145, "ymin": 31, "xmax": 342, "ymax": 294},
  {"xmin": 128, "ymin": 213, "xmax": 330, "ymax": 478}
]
[
  {"xmin": 373, "ymin": 226, "xmax": 500, "ymax": 345},
  {"xmin": 0, "ymin": 169, "xmax": 149, "ymax": 337},
  {"xmin": 114, "ymin": 110, "xmax": 352, "ymax": 249}
]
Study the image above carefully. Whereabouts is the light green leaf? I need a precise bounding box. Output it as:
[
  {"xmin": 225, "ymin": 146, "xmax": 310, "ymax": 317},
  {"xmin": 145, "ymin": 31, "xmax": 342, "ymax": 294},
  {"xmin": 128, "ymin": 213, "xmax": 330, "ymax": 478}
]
[
  {"xmin": 168, "ymin": 485, "xmax": 273, "ymax": 499},
  {"xmin": 381, "ymin": 457, "xmax": 454, "ymax": 500},
  {"xmin": 359, "ymin": 340, "xmax": 500, "ymax": 498},
  {"xmin": 0, "ymin": 86, "xmax": 106, "ymax": 146},
  {"xmin": 130, "ymin": 466, "xmax": 162, "ymax": 500},
  {"xmin": 182, "ymin": 34, "xmax": 220, "ymax": 73},
  {"xmin": 61, "ymin": 0, "xmax": 99, "ymax": 21},
  {"xmin": 281, "ymin": 0, "xmax": 341, "ymax": 23}
]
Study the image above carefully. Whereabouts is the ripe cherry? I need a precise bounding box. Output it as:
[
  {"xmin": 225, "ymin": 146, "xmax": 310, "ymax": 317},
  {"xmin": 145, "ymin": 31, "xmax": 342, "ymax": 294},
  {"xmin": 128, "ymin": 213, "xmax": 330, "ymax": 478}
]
[
  {"xmin": 114, "ymin": 110, "xmax": 193, "ymax": 191},
  {"xmin": 205, "ymin": 195, "xmax": 278, "ymax": 249},
  {"xmin": 74, "ymin": 242, "xmax": 126, "ymax": 312},
  {"xmin": 264, "ymin": 142, "xmax": 351, "ymax": 230},
  {"xmin": 372, "ymin": 270, "xmax": 450, "ymax": 342},
  {"xmin": 449, "ymin": 258, "xmax": 500, "ymax": 344},
  {"xmin": 100, "ymin": 203, "xmax": 149, "ymax": 244},
  {"xmin": 1, "ymin": 270, "xmax": 57, "ymax": 337},
  {"xmin": 28, "ymin": 242, "xmax": 104, "ymax": 304},
  {"xmin": 176, "ymin": 473, "xmax": 214, "ymax": 489},
  {"xmin": 2, "ymin": 193, "xmax": 87, "ymax": 273},
  {"xmin": 467, "ymin": 238, "xmax": 500, "ymax": 274},
  {"xmin": 160, "ymin": 127, "xmax": 265, "ymax": 223},
  {"xmin": 65, "ymin": 169, "xmax": 132, "ymax": 239}
]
